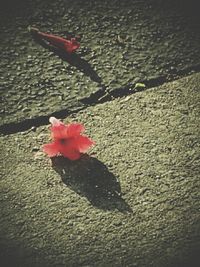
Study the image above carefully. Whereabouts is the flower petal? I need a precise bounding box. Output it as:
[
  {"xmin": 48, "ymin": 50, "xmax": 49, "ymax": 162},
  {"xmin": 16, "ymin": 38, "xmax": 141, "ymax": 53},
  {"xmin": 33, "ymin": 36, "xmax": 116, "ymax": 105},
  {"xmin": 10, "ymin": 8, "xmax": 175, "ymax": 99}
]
[
  {"xmin": 66, "ymin": 123, "xmax": 85, "ymax": 137},
  {"xmin": 58, "ymin": 136, "xmax": 90, "ymax": 160},
  {"xmin": 50, "ymin": 122, "xmax": 84, "ymax": 140},
  {"xmin": 49, "ymin": 117, "xmax": 64, "ymax": 126},
  {"xmin": 51, "ymin": 124, "xmax": 68, "ymax": 140},
  {"xmin": 61, "ymin": 149, "xmax": 81, "ymax": 160},
  {"xmin": 42, "ymin": 142, "xmax": 60, "ymax": 157},
  {"xmin": 74, "ymin": 136, "xmax": 95, "ymax": 153},
  {"xmin": 57, "ymin": 138, "xmax": 80, "ymax": 160},
  {"xmin": 64, "ymin": 39, "xmax": 80, "ymax": 53},
  {"xmin": 49, "ymin": 117, "xmax": 68, "ymax": 140}
]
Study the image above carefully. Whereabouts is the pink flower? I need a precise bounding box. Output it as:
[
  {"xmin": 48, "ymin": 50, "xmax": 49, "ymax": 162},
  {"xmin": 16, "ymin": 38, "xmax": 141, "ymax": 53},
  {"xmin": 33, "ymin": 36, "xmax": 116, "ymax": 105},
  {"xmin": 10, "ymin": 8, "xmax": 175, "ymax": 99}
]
[{"xmin": 43, "ymin": 117, "xmax": 95, "ymax": 160}]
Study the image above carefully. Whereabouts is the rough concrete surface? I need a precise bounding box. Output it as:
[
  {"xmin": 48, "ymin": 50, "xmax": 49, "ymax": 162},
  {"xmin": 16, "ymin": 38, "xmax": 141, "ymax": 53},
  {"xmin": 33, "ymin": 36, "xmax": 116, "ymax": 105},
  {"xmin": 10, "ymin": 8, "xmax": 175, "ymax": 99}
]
[
  {"xmin": 1, "ymin": 0, "xmax": 200, "ymax": 125},
  {"xmin": 0, "ymin": 73, "xmax": 200, "ymax": 266}
]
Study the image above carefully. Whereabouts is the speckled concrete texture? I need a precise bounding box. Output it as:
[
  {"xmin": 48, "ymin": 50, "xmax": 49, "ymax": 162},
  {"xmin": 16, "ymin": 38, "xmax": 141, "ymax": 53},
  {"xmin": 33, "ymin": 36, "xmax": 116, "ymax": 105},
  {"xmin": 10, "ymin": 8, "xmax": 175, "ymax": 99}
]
[
  {"xmin": 1, "ymin": 73, "xmax": 199, "ymax": 267},
  {"xmin": 1, "ymin": 0, "xmax": 200, "ymax": 125}
]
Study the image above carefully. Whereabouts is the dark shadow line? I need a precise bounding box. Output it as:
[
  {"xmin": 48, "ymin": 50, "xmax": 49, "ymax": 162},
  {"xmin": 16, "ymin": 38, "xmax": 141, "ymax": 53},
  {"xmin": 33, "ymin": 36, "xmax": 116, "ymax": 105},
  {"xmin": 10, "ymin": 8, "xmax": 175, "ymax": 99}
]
[
  {"xmin": 1, "ymin": 63, "xmax": 200, "ymax": 135},
  {"xmin": 0, "ymin": 105, "xmax": 85, "ymax": 135},
  {"xmin": 33, "ymin": 35, "xmax": 103, "ymax": 84},
  {"xmin": 81, "ymin": 63, "xmax": 200, "ymax": 104}
]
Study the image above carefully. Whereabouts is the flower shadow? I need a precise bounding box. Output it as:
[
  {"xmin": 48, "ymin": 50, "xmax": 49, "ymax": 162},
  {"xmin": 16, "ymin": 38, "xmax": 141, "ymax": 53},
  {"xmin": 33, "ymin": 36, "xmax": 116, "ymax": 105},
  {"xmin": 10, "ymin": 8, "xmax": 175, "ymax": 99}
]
[
  {"xmin": 32, "ymin": 34, "xmax": 102, "ymax": 84},
  {"xmin": 51, "ymin": 155, "xmax": 132, "ymax": 213}
]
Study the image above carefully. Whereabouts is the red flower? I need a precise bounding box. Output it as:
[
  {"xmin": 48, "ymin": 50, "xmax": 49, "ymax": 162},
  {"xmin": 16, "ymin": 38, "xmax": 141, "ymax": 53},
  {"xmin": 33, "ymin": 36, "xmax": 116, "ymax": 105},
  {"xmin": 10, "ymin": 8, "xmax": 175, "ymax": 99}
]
[
  {"xmin": 29, "ymin": 27, "xmax": 80, "ymax": 53},
  {"xmin": 43, "ymin": 117, "xmax": 95, "ymax": 160}
]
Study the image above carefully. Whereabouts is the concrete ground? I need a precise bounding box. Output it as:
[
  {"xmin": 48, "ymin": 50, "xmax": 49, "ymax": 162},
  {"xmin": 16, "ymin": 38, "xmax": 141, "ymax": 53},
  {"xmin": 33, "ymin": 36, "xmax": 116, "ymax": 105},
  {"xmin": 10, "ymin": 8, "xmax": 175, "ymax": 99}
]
[
  {"xmin": 1, "ymin": 0, "xmax": 200, "ymax": 126},
  {"xmin": 0, "ymin": 0, "xmax": 200, "ymax": 266},
  {"xmin": 1, "ymin": 73, "xmax": 200, "ymax": 267}
]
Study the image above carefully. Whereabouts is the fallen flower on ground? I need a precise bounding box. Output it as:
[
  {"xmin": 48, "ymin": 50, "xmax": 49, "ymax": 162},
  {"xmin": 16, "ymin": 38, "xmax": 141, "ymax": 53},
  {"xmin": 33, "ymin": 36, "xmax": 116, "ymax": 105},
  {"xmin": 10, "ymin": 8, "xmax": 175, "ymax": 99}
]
[
  {"xmin": 29, "ymin": 27, "xmax": 80, "ymax": 53},
  {"xmin": 43, "ymin": 117, "xmax": 95, "ymax": 160}
]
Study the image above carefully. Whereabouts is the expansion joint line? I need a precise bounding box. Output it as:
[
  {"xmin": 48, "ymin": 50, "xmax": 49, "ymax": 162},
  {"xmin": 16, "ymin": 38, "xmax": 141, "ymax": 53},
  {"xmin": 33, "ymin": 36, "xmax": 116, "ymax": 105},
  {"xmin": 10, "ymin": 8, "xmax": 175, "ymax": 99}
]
[{"xmin": 0, "ymin": 64, "xmax": 200, "ymax": 135}]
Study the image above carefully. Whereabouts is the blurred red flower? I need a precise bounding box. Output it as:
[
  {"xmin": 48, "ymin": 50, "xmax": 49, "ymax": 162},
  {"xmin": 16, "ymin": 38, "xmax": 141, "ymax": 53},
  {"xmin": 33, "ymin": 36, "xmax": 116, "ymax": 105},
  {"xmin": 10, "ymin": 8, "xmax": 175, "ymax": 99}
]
[
  {"xmin": 29, "ymin": 27, "xmax": 80, "ymax": 53},
  {"xmin": 43, "ymin": 117, "xmax": 94, "ymax": 160}
]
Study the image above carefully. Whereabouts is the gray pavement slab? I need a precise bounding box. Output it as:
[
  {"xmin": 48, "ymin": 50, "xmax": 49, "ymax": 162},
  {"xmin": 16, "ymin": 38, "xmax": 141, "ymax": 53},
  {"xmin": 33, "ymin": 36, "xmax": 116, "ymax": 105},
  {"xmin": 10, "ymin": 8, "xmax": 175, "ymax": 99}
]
[
  {"xmin": 1, "ymin": 73, "xmax": 200, "ymax": 266},
  {"xmin": 1, "ymin": 0, "xmax": 200, "ymax": 126}
]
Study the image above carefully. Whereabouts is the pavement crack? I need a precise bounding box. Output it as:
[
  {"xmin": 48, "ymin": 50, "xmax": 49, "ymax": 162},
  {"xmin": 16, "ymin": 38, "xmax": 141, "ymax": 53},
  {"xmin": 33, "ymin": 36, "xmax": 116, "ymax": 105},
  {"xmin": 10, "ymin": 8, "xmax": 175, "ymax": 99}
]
[
  {"xmin": 1, "ymin": 64, "xmax": 200, "ymax": 136},
  {"xmin": 0, "ymin": 106, "xmax": 85, "ymax": 135},
  {"xmin": 81, "ymin": 63, "xmax": 200, "ymax": 104}
]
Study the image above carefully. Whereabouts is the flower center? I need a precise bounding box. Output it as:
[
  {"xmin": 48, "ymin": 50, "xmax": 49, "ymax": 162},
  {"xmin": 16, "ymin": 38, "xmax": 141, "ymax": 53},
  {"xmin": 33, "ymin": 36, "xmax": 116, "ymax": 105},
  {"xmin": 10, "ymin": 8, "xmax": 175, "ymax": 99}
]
[{"xmin": 60, "ymin": 138, "xmax": 66, "ymax": 144}]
